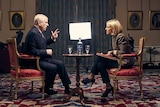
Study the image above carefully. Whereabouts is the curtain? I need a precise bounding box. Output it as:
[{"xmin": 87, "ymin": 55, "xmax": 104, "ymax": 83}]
[{"xmin": 36, "ymin": 0, "xmax": 116, "ymax": 72}]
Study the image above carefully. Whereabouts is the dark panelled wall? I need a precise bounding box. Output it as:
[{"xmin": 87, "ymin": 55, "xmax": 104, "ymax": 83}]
[{"xmin": 36, "ymin": 0, "xmax": 116, "ymax": 72}]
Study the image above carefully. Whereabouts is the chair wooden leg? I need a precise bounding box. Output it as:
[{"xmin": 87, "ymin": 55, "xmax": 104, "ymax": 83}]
[
  {"xmin": 139, "ymin": 80, "xmax": 143, "ymax": 99},
  {"xmin": 113, "ymin": 80, "xmax": 117, "ymax": 99},
  {"xmin": 42, "ymin": 79, "xmax": 45, "ymax": 99},
  {"xmin": 31, "ymin": 81, "xmax": 33, "ymax": 92},
  {"xmin": 116, "ymin": 80, "xmax": 118, "ymax": 91},
  {"xmin": 10, "ymin": 80, "xmax": 13, "ymax": 96},
  {"xmin": 15, "ymin": 81, "xmax": 19, "ymax": 99}
]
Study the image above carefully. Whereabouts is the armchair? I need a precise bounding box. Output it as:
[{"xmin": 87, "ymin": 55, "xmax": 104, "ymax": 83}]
[
  {"xmin": 6, "ymin": 38, "xmax": 45, "ymax": 99},
  {"xmin": 109, "ymin": 37, "xmax": 146, "ymax": 99}
]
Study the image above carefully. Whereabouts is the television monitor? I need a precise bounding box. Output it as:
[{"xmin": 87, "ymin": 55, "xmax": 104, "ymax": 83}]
[{"xmin": 69, "ymin": 22, "xmax": 92, "ymax": 40}]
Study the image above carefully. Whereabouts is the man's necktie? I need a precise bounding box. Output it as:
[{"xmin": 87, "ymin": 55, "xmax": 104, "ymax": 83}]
[{"xmin": 41, "ymin": 32, "xmax": 45, "ymax": 39}]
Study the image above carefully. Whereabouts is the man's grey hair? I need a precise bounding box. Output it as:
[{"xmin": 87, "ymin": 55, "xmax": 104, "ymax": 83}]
[{"xmin": 34, "ymin": 14, "xmax": 48, "ymax": 25}]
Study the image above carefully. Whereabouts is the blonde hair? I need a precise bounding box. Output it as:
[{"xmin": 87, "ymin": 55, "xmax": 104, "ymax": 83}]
[
  {"xmin": 106, "ymin": 19, "xmax": 123, "ymax": 35},
  {"xmin": 34, "ymin": 14, "xmax": 48, "ymax": 25}
]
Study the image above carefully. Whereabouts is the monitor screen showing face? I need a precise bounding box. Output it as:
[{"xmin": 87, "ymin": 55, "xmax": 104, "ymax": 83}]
[{"xmin": 69, "ymin": 22, "xmax": 92, "ymax": 40}]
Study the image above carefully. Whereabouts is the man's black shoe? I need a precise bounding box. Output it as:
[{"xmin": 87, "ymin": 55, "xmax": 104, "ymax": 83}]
[
  {"xmin": 64, "ymin": 89, "xmax": 71, "ymax": 94},
  {"xmin": 45, "ymin": 89, "xmax": 57, "ymax": 95},
  {"xmin": 40, "ymin": 88, "xmax": 57, "ymax": 95},
  {"xmin": 64, "ymin": 85, "xmax": 71, "ymax": 94}
]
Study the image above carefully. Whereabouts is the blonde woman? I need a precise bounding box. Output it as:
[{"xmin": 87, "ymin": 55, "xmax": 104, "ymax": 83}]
[{"xmin": 82, "ymin": 19, "xmax": 135, "ymax": 97}]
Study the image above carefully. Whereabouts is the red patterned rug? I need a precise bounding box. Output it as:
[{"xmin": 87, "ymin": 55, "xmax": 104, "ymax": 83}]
[{"xmin": 0, "ymin": 70, "xmax": 160, "ymax": 107}]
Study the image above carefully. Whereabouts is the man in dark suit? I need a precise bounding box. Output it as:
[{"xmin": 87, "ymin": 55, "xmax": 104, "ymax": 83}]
[{"xmin": 24, "ymin": 14, "xmax": 71, "ymax": 95}]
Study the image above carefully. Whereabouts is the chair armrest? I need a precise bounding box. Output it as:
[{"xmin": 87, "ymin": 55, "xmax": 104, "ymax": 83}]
[
  {"xmin": 18, "ymin": 53, "xmax": 42, "ymax": 71},
  {"xmin": 114, "ymin": 52, "xmax": 137, "ymax": 72},
  {"xmin": 19, "ymin": 53, "xmax": 38, "ymax": 59},
  {"xmin": 120, "ymin": 52, "xmax": 137, "ymax": 58}
]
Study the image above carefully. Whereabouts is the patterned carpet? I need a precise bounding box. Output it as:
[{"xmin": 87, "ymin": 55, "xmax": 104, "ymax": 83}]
[{"xmin": 0, "ymin": 70, "xmax": 160, "ymax": 107}]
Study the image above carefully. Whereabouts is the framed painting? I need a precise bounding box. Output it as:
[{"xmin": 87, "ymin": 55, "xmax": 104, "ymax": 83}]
[
  {"xmin": 9, "ymin": 11, "xmax": 25, "ymax": 30},
  {"xmin": 127, "ymin": 11, "xmax": 143, "ymax": 30},
  {"xmin": 150, "ymin": 11, "xmax": 160, "ymax": 30}
]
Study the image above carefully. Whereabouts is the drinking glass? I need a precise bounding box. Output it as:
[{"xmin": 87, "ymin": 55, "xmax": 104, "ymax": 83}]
[
  {"xmin": 68, "ymin": 45, "xmax": 73, "ymax": 54},
  {"xmin": 85, "ymin": 45, "xmax": 90, "ymax": 54}
]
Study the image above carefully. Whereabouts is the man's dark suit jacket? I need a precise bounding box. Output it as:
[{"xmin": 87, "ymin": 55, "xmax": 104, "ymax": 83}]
[{"xmin": 24, "ymin": 26, "xmax": 54, "ymax": 61}]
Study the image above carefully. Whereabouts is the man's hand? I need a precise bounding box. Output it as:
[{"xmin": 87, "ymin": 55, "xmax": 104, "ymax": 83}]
[
  {"xmin": 46, "ymin": 49, "xmax": 52, "ymax": 56},
  {"xmin": 51, "ymin": 28, "xmax": 60, "ymax": 40}
]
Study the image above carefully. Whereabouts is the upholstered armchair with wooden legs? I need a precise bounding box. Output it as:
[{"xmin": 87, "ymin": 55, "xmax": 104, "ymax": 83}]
[
  {"xmin": 109, "ymin": 37, "xmax": 146, "ymax": 100},
  {"xmin": 6, "ymin": 38, "xmax": 45, "ymax": 99}
]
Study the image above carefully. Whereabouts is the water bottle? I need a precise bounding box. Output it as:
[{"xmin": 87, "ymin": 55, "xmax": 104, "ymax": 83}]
[{"xmin": 77, "ymin": 38, "xmax": 83, "ymax": 54}]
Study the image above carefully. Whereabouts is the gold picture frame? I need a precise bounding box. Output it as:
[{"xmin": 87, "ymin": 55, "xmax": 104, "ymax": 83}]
[
  {"xmin": 9, "ymin": 11, "xmax": 25, "ymax": 30},
  {"xmin": 149, "ymin": 11, "xmax": 160, "ymax": 30},
  {"xmin": 0, "ymin": 11, "xmax": 1, "ymax": 30},
  {"xmin": 127, "ymin": 11, "xmax": 143, "ymax": 30}
]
